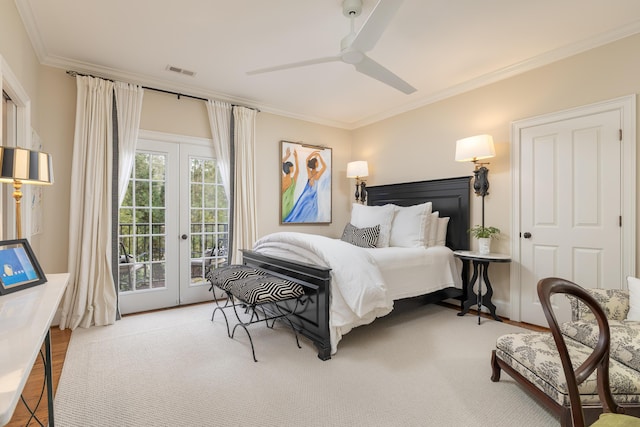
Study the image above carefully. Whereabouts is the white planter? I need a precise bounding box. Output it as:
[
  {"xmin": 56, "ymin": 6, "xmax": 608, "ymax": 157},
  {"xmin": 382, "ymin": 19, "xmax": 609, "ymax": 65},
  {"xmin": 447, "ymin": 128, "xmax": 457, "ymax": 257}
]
[{"xmin": 478, "ymin": 237, "xmax": 491, "ymax": 254}]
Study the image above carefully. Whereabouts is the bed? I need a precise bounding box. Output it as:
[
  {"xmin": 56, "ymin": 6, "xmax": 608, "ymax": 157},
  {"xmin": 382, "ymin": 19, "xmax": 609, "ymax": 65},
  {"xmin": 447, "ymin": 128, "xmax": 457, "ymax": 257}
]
[{"xmin": 241, "ymin": 176, "xmax": 472, "ymax": 360}]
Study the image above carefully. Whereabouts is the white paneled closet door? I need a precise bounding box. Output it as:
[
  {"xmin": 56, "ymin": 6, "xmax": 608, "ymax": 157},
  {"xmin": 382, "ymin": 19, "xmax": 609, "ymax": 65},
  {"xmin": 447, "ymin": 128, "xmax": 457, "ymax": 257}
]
[{"xmin": 512, "ymin": 96, "xmax": 635, "ymax": 326}]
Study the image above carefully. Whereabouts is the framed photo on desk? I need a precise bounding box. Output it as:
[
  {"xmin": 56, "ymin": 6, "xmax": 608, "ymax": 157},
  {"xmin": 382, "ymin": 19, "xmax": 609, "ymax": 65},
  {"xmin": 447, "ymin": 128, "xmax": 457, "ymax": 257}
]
[{"xmin": 0, "ymin": 239, "xmax": 47, "ymax": 295}]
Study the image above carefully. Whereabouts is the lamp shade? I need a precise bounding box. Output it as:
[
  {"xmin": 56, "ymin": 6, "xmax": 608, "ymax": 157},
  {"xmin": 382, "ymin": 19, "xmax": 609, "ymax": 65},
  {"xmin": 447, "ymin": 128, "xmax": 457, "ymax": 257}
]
[
  {"xmin": 0, "ymin": 147, "xmax": 54, "ymax": 185},
  {"xmin": 346, "ymin": 160, "xmax": 369, "ymax": 178},
  {"xmin": 455, "ymin": 134, "xmax": 495, "ymax": 163}
]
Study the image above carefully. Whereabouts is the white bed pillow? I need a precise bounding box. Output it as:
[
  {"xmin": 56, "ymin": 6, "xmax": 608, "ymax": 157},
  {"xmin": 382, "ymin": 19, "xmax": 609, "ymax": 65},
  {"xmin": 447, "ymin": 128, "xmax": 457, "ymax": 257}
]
[
  {"xmin": 350, "ymin": 203, "xmax": 395, "ymax": 248},
  {"xmin": 435, "ymin": 217, "xmax": 450, "ymax": 246},
  {"xmin": 425, "ymin": 211, "xmax": 439, "ymax": 247},
  {"xmin": 389, "ymin": 202, "xmax": 432, "ymax": 248},
  {"xmin": 627, "ymin": 276, "xmax": 640, "ymax": 321}
]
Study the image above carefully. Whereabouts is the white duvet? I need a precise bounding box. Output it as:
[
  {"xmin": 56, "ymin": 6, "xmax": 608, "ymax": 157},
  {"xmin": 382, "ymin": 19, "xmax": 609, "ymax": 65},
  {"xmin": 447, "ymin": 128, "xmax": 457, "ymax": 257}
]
[
  {"xmin": 252, "ymin": 232, "xmax": 393, "ymax": 353},
  {"xmin": 364, "ymin": 245, "xmax": 461, "ymax": 300}
]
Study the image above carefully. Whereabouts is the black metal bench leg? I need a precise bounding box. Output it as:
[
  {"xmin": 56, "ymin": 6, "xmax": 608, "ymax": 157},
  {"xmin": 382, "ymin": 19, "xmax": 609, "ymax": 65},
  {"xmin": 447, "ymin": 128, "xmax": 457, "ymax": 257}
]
[
  {"xmin": 211, "ymin": 306, "xmax": 231, "ymax": 337},
  {"xmin": 210, "ymin": 289, "xmax": 233, "ymax": 337},
  {"xmin": 231, "ymin": 322, "xmax": 258, "ymax": 362},
  {"xmin": 280, "ymin": 315, "xmax": 302, "ymax": 349},
  {"xmin": 272, "ymin": 301, "xmax": 302, "ymax": 349}
]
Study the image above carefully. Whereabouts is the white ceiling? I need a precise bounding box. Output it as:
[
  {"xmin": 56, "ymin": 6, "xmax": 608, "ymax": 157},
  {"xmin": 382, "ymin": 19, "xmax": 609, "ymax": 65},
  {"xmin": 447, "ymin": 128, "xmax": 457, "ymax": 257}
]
[{"xmin": 15, "ymin": 0, "xmax": 640, "ymax": 129}]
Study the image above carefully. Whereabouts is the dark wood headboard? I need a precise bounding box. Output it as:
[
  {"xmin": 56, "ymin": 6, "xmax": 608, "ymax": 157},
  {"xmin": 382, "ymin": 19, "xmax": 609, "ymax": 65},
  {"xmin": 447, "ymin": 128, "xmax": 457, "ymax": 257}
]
[{"xmin": 367, "ymin": 176, "xmax": 472, "ymax": 251}]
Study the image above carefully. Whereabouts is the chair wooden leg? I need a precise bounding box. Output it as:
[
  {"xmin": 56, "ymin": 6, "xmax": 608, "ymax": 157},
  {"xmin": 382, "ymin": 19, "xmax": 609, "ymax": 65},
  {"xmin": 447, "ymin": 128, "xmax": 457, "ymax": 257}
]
[{"xmin": 490, "ymin": 350, "xmax": 501, "ymax": 382}]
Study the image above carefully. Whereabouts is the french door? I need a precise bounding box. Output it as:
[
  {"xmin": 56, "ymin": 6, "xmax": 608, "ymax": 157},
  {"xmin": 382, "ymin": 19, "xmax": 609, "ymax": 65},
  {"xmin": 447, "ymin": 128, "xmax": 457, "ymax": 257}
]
[{"xmin": 118, "ymin": 136, "xmax": 228, "ymax": 314}]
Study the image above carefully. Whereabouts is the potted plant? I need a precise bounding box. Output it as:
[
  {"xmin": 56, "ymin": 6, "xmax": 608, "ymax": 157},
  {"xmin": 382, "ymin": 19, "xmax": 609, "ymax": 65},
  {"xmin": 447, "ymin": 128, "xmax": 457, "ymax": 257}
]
[{"xmin": 468, "ymin": 225, "xmax": 500, "ymax": 254}]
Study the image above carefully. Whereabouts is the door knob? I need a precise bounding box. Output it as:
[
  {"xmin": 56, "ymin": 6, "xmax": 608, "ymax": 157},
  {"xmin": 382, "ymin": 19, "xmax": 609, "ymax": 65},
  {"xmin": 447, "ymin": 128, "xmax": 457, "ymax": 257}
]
[
  {"xmin": 181, "ymin": 234, "xmax": 188, "ymax": 240},
  {"xmin": 523, "ymin": 232, "xmax": 532, "ymax": 239}
]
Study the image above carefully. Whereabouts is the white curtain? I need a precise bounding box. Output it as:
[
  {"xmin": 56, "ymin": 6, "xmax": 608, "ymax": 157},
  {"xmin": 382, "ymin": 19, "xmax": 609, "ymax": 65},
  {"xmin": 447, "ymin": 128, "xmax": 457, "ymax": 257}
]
[
  {"xmin": 114, "ymin": 82, "xmax": 144, "ymax": 205},
  {"xmin": 205, "ymin": 100, "xmax": 232, "ymax": 200},
  {"xmin": 60, "ymin": 75, "xmax": 117, "ymax": 329},
  {"xmin": 231, "ymin": 106, "xmax": 258, "ymax": 264}
]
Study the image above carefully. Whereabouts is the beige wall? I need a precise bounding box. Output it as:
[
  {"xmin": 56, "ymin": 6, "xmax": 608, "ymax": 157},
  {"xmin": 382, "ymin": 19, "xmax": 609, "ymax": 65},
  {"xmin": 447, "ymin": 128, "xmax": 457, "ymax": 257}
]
[
  {"xmin": 352, "ymin": 33, "xmax": 640, "ymax": 309},
  {"xmin": 0, "ymin": 1, "xmax": 39, "ymax": 114},
  {"xmin": 139, "ymin": 90, "xmax": 211, "ymax": 138},
  {"xmin": 36, "ymin": 67, "xmax": 75, "ymax": 272}
]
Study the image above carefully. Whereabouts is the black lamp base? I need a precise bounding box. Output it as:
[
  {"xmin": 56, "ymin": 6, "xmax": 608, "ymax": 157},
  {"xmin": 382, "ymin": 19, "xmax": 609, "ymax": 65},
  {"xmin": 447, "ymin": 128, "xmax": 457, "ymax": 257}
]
[{"xmin": 473, "ymin": 166, "xmax": 490, "ymax": 197}]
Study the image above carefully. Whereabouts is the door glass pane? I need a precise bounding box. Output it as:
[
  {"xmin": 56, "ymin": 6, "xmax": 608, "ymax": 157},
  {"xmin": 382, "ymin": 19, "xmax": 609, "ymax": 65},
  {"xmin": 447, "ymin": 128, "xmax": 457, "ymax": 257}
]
[
  {"xmin": 189, "ymin": 156, "xmax": 228, "ymax": 284},
  {"xmin": 119, "ymin": 151, "xmax": 167, "ymax": 293}
]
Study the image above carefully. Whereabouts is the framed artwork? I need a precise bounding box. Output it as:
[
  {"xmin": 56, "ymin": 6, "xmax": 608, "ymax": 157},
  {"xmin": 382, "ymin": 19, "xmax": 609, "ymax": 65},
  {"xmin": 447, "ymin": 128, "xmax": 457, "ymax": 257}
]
[
  {"xmin": 280, "ymin": 141, "xmax": 332, "ymax": 224},
  {"xmin": 0, "ymin": 239, "xmax": 47, "ymax": 295}
]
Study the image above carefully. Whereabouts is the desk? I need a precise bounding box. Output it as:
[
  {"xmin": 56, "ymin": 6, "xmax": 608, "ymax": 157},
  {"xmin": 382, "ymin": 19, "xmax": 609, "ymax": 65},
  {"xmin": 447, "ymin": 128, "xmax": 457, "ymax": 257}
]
[
  {"xmin": 453, "ymin": 251, "xmax": 510, "ymax": 324},
  {"xmin": 0, "ymin": 273, "xmax": 69, "ymax": 426}
]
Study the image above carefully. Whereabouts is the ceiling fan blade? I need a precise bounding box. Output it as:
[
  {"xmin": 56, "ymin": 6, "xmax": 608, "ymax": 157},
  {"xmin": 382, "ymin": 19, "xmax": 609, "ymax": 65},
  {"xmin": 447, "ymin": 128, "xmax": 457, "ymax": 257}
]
[
  {"xmin": 354, "ymin": 55, "xmax": 416, "ymax": 94},
  {"xmin": 350, "ymin": 0, "xmax": 404, "ymax": 53},
  {"xmin": 247, "ymin": 56, "xmax": 341, "ymax": 75}
]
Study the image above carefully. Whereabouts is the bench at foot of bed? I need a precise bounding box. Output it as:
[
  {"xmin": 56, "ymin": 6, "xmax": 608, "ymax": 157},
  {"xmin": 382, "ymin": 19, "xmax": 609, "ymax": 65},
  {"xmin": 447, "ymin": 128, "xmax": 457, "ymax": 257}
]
[
  {"xmin": 207, "ymin": 264, "xmax": 307, "ymax": 362},
  {"xmin": 241, "ymin": 250, "xmax": 333, "ymax": 361}
]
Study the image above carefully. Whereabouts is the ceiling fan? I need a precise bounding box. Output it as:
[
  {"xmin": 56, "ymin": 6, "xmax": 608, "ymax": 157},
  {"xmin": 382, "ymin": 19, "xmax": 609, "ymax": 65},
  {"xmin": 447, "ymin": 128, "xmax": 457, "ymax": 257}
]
[{"xmin": 247, "ymin": 0, "xmax": 416, "ymax": 94}]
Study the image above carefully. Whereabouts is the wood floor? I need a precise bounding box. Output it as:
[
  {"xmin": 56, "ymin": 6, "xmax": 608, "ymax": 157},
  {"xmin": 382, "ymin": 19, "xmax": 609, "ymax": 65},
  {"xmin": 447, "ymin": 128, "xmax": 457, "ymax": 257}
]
[
  {"xmin": 5, "ymin": 305, "xmax": 546, "ymax": 426},
  {"xmin": 5, "ymin": 327, "xmax": 71, "ymax": 427}
]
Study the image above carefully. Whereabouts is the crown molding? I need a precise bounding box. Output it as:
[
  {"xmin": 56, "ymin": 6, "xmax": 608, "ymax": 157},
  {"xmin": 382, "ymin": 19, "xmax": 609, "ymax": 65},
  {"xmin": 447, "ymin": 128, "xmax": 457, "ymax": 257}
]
[{"xmin": 14, "ymin": 0, "xmax": 47, "ymax": 63}]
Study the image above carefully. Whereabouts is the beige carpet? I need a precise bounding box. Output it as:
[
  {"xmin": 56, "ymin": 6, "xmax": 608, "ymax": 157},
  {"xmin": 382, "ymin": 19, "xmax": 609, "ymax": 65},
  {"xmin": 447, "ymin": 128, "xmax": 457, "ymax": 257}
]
[{"xmin": 54, "ymin": 299, "xmax": 557, "ymax": 426}]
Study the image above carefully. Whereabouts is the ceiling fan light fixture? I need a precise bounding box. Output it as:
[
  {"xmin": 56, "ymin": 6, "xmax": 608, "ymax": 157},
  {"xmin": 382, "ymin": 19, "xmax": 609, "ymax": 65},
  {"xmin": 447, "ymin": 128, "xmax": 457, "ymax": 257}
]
[{"xmin": 342, "ymin": 0, "xmax": 362, "ymax": 18}]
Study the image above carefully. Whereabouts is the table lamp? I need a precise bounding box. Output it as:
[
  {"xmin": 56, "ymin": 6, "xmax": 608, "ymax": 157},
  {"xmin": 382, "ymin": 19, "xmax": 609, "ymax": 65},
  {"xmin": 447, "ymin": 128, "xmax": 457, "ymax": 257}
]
[{"xmin": 0, "ymin": 147, "xmax": 54, "ymax": 238}]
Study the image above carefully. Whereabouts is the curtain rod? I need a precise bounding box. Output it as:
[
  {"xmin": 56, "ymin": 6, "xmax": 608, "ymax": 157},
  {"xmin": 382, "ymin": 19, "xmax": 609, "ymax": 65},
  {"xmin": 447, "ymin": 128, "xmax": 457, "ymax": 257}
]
[{"xmin": 65, "ymin": 70, "xmax": 260, "ymax": 112}]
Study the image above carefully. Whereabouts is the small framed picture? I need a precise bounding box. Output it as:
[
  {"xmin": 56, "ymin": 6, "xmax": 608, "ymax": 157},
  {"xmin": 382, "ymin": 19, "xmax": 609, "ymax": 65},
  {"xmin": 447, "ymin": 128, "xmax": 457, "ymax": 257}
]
[{"xmin": 0, "ymin": 239, "xmax": 47, "ymax": 295}]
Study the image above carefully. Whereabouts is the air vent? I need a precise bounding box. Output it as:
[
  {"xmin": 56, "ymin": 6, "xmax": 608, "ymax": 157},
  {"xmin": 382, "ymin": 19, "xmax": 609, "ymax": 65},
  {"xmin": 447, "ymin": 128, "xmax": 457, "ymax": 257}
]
[{"xmin": 166, "ymin": 65, "xmax": 196, "ymax": 77}]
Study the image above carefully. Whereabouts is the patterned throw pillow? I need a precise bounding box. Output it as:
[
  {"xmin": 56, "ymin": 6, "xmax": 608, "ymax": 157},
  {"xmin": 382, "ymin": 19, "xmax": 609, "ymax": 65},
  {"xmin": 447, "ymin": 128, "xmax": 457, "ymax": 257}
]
[{"xmin": 340, "ymin": 223, "xmax": 380, "ymax": 248}]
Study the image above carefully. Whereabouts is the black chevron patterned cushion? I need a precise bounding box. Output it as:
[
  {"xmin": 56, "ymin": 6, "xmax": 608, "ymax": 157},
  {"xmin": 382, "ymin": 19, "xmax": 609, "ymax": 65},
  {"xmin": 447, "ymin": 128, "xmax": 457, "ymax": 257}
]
[
  {"xmin": 230, "ymin": 276, "xmax": 304, "ymax": 305},
  {"xmin": 340, "ymin": 222, "xmax": 380, "ymax": 248},
  {"xmin": 206, "ymin": 264, "xmax": 267, "ymax": 291}
]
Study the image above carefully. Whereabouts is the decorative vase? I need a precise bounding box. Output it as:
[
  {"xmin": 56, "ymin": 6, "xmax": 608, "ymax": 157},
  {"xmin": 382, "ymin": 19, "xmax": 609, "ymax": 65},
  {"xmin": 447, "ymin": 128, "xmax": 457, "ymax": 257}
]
[{"xmin": 478, "ymin": 237, "xmax": 491, "ymax": 254}]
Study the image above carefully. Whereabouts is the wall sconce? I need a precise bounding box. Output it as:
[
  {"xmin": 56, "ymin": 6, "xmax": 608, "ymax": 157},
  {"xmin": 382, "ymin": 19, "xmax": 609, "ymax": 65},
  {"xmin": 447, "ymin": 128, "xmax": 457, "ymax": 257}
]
[
  {"xmin": 455, "ymin": 134, "xmax": 495, "ymax": 226},
  {"xmin": 346, "ymin": 160, "xmax": 369, "ymax": 204},
  {"xmin": 0, "ymin": 147, "xmax": 54, "ymax": 238}
]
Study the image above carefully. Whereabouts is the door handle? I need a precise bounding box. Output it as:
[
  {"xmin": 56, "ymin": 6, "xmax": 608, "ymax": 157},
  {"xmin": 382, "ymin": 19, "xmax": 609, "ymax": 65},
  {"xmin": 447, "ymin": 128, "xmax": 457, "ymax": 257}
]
[
  {"xmin": 523, "ymin": 232, "xmax": 532, "ymax": 239},
  {"xmin": 181, "ymin": 234, "xmax": 188, "ymax": 240}
]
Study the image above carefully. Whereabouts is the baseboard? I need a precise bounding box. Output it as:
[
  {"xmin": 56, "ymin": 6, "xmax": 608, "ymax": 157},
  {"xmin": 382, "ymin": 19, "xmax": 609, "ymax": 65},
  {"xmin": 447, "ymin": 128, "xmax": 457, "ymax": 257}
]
[{"xmin": 443, "ymin": 297, "xmax": 511, "ymax": 320}]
